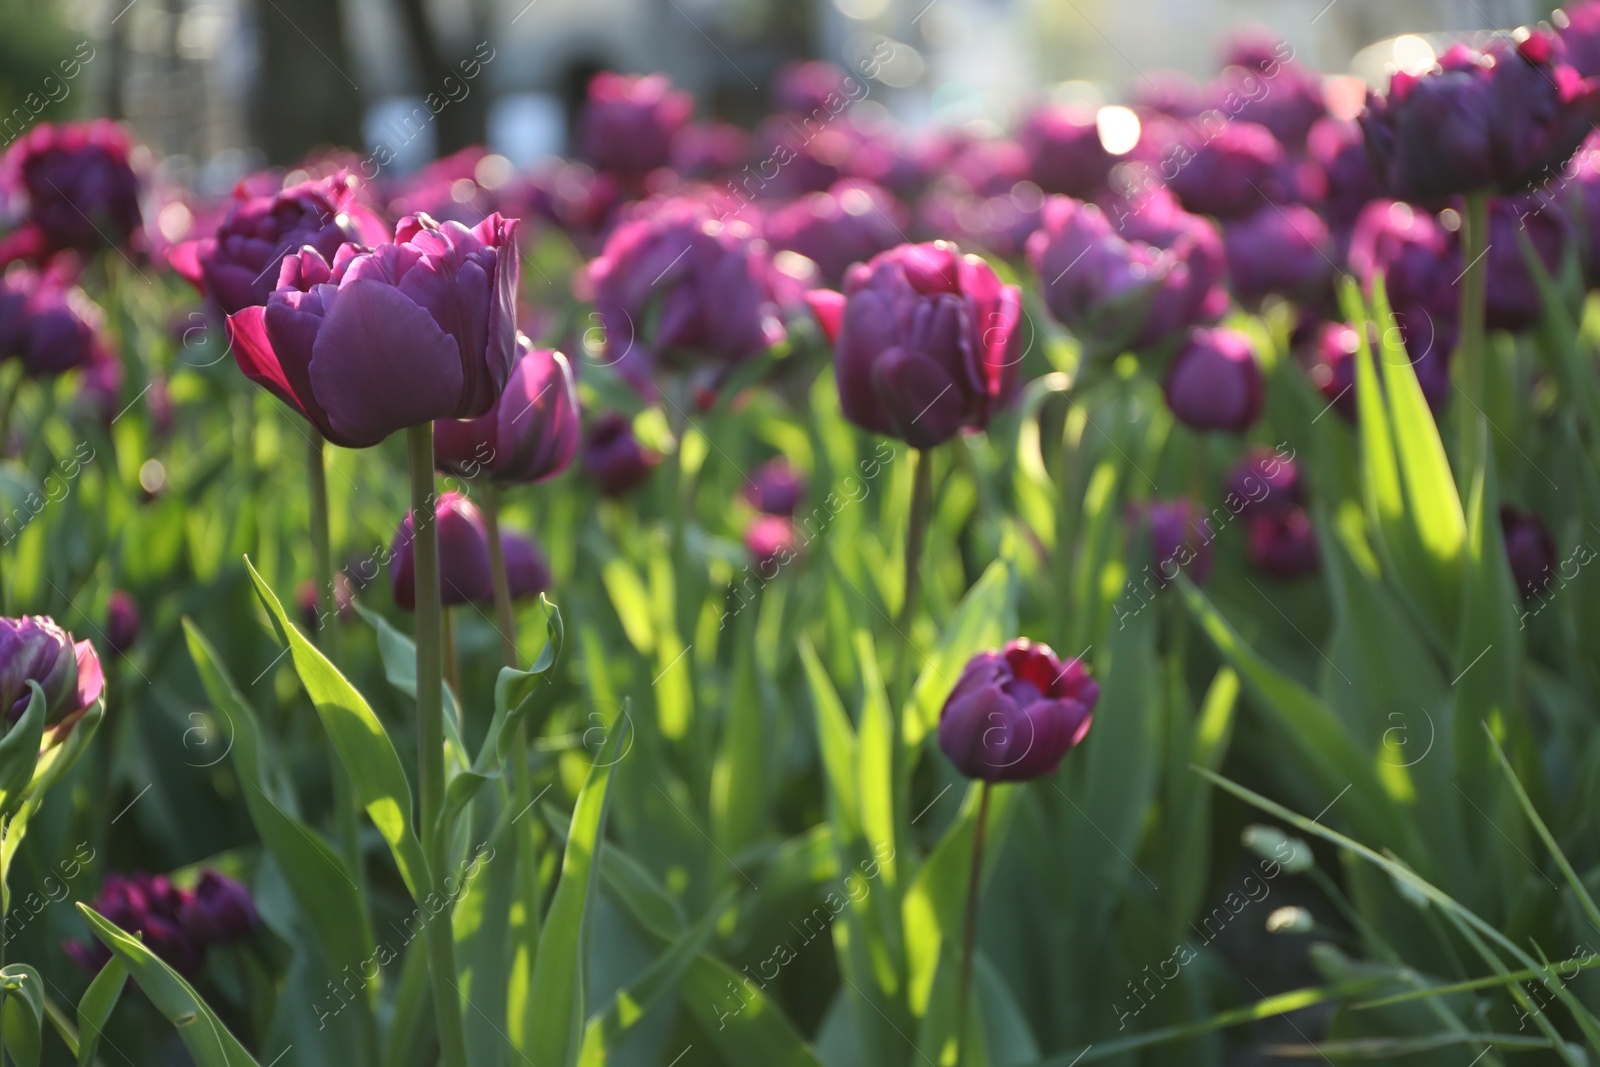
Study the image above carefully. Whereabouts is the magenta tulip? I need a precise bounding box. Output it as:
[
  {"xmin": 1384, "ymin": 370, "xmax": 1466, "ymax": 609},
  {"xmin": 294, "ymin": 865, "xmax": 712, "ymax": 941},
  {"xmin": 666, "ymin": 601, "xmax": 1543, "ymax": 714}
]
[
  {"xmin": 434, "ymin": 341, "xmax": 579, "ymax": 484},
  {"xmin": 938, "ymin": 640, "xmax": 1098, "ymax": 782}
]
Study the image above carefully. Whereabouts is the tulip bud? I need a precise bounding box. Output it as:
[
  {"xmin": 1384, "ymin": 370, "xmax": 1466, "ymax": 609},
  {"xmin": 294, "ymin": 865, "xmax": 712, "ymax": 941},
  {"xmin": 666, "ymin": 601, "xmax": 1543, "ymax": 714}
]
[
  {"xmin": 938, "ymin": 640, "xmax": 1098, "ymax": 782},
  {"xmin": 179, "ymin": 871, "xmax": 259, "ymax": 943},
  {"xmin": 1305, "ymin": 118, "xmax": 1384, "ymax": 229},
  {"xmin": 764, "ymin": 180, "xmax": 907, "ymax": 287},
  {"xmin": 1222, "ymin": 204, "xmax": 1332, "ymax": 307},
  {"xmin": 1500, "ymin": 505, "xmax": 1558, "ymax": 600},
  {"xmin": 578, "ymin": 73, "xmax": 693, "ymax": 175},
  {"xmin": 68, "ymin": 872, "xmax": 204, "ymax": 976},
  {"xmin": 434, "ymin": 341, "xmax": 580, "ymax": 484},
  {"xmin": 805, "ymin": 241, "xmax": 1021, "ymax": 449},
  {"xmin": 0, "ymin": 121, "xmax": 144, "ymax": 264},
  {"xmin": 745, "ymin": 515, "xmax": 797, "ymax": 573},
  {"xmin": 1486, "ymin": 193, "xmax": 1573, "ymax": 331},
  {"xmin": 1247, "ymin": 508, "xmax": 1320, "ymax": 578},
  {"xmin": 1227, "ymin": 447, "xmax": 1303, "ymax": 517},
  {"xmin": 1018, "ymin": 105, "xmax": 1116, "ymax": 198},
  {"xmin": 744, "ymin": 458, "xmax": 804, "ymax": 516},
  {"xmin": 1165, "ymin": 121, "xmax": 1287, "ymax": 219},
  {"xmin": 105, "ymin": 591, "xmax": 139, "ymax": 657},
  {"xmin": 502, "ymin": 532, "xmax": 552, "ymax": 600},
  {"xmin": 390, "ymin": 492, "xmax": 493, "ymax": 610},
  {"xmin": 0, "ymin": 267, "xmax": 105, "ymax": 378},
  {"xmin": 1131, "ymin": 500, "xmax": 1215, "ymax": 587},
  {"xmin": 0, "ymin": 616, "xmax": 103, "ymax": 727},
  {"xmin": 582, "ymin": 413, "xmax": 659, "ymax": 496},
  {"xmin": 1163, "ymin": 328, "xmax": 1264, "ymax": 433}
]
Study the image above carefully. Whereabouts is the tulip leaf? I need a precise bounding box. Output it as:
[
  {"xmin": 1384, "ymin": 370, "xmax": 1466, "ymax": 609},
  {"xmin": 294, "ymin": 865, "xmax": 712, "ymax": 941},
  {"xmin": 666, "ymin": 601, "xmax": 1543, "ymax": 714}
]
[
  {"xmin": 75, "ymin": 957, "xmax": 128, "ymax": 1067},
  {"xmin": 711, "ymin": 610, "xmax": 767, "ymax": 858},
  {"xmin": 0, "ymin": 682, "xmax": 48, "ymax": 818},
  {"xmin": 524, "ymin": 707, "xmax": 630, "ymax": 1067},
  {"xmin": 246, "ymin": 558, "xmax": 430, "ymax": 904},
  {"xmin": 183, "ymin": 620, "xmax": 379, "ymax": 1010},
  {"xmin": 1, "ymin": 964, "xmax": 43, "ymax": 1067},
  {"xmin": 78, "ymin": 905, "xmax": 261, "ymax": 1067},
  {"xmin": 799, "ymin": 637, "xmax": 859, "ymax": 838},
  {"xmin": 905, "ymin": 559, "xmax": 1015, "ymax": 748},
  {"xmin": 353, "ymin": 601, "xmax": 463, "ymax": 748}
]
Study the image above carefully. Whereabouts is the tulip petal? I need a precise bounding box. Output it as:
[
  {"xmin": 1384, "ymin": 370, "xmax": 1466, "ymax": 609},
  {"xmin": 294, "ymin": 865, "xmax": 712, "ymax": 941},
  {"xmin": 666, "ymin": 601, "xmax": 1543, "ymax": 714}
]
[
  {"xmin": 871, "ymin": 347, "xmax": 966, "ymax": 449},
  {"xmin": 226, "ymin": 306, "xmax": 308, "ymax": 420},
  {"xmin": 74, "ymin": 640, "xmax": 104, "ymax": 708},
  {"xmin": 805, "ymin": 289, "xmax": 847, "ymax": 342}
]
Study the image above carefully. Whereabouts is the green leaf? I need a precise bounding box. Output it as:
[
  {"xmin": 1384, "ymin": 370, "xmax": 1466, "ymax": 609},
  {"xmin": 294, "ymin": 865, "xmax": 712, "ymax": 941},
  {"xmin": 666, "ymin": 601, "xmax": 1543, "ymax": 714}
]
[
  {"xmin": 711, "ymin": 613, "xmax": 766, "ymax": 857},
  {"xmin": 674, "ymin": 955, "xmax": 823, "ymax": 1067},
  {"xmin": 525, "ymin": 708, "xmax": 632, "ymax": 1067},
  {"xmin": 0, "ymin": 683, "xmax": 48, "ymax": 816},
  {"xmin": 78, "ymin": 905, "xmax": 260, "ymax": 1066},
  {"xmin": 354, "ymin": 601, "xmax": 463, "ymax": 747},
  {"xmin": 75, "ymin": 957, "xmax": 128, "ymax": 1067},
  {"xmin": 246, "ymin": 558, "xmax": 430, "ymax": 903},
  {"xmin": 1, "ymin": 964, "xmax": 43, "ymax": 1067},
  {"xmin": 183, "ymin": 620, "xmax": 378, "ymax": 1008},
  {"xmin": 799, "ymin": 638, "xmax": 858, "ymax": 838},
  {"xmin": 905, "ymin": 560, "xmax": 1015, "ymax": 747}
]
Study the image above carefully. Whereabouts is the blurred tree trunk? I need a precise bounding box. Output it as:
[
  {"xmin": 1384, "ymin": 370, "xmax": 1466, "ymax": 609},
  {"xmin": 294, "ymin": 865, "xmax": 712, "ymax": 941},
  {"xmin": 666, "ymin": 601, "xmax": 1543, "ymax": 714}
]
[
  {"xmin": 250, "ymin": 0, "xmax": 362, "ymax": 164},
  {"xmin": 393, "ymin": 0, "xmax": 489, "ymax": 157}
]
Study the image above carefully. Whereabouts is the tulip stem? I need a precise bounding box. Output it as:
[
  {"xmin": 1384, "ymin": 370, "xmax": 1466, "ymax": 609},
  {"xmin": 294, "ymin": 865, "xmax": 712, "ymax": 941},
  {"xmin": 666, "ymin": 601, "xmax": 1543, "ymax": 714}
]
[
  {"xmin": 1459, "ymin": 192, "xmax": 1490, "ymax": 426},
  {"xmin": 406, "ymin": 424, "xmax": 469, "ymax": 1067},
  {"xmin": 892, "ymin": 448, "xmax": 935, "ymax": 702},
  {"xmin": 955, "ymin": 780, "xmax": 993, "ymax": 1067}
]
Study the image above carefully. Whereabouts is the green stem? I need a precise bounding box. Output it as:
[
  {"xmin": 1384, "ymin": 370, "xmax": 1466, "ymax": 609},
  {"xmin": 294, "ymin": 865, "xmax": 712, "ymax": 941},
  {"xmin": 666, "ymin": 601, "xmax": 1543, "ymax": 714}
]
[
  {"xmin": 406, "ymin": 424, "xmax": 468, "ymax": 1067},
  {"xmin": 891, "ymin": 448, "xmax": 935, "ymax": 701},
  {"xmin": 1458, "ymin": 192, "xmax": 1491, "ymax": 422},
  {"xmin": 955, "ymin": 781, "xmax": 993, "ymax": 1067}
]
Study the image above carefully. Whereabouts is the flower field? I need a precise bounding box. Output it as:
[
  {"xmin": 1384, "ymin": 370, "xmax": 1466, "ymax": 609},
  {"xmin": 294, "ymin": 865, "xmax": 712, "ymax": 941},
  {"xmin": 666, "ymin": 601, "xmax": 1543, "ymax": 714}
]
[{"xmin": 3, "ymin": 7, "xmax": 1600, "ymax": 1066}]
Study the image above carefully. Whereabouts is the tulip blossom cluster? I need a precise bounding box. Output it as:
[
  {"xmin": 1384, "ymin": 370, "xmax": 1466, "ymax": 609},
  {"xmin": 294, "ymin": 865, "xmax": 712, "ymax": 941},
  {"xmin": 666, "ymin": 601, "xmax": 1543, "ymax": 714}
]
[{"xmin": 65, "ymin": 870, "xmax": 257, "ymax": 976}]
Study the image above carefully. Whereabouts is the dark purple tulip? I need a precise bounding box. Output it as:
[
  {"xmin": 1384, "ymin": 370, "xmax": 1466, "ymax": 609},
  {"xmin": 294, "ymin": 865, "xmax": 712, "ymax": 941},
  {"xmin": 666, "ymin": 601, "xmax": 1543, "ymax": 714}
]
[
  {"xmin": 1501, "ymin": 505, "xmax": 1558, "ymax": 600},
  {"xmin": 765, "ymin": 180, "xmax": 906, "ymax": 287},
  {"xmin": 578, "ymin": 73, "xmax": 693, "ymax": 175},
  {"xmin": 1486, "ymin": 193, "xmax": 1574, "ymax": 331},
  {"xmin": 434, "ymin": 341, "xmax": 579, "ymax": 484},
  {"xmin": 1224, "ymin": 59, "xmax": 1327, "ymax": 152},
  {"xmin": 0, "ymin": 616, "xmax": 102, "ymax": 727},
  {"xmin": 1166, "ymin": 121, "xmax": 1287, "ymax": 219},
  {"xmin": 938, "ymin": 639, "xmax": 1098, "ymax": 782},
  {"xmin": 169, "ymin": 172, "xmax": 388, "ymax": 316},
  {"xmin": 1347, "ymin": 200, "xmax": 1461, "ymax": 327},
  {"xmin": 1558, "ymin": 0, "xmax": 1600, "ymax": 77},
  {"xmin": 179, "ymin": 871, "xmax": 258, "ymax": 943},
  {"xmin": 1301, "ymin": 318, "xmax": 1452, "ymax": 420},
  {"xmin": 745, "ymin": 515, "xmax": 797, "ymax": 572},
  {"xmin": 0, "ymin": 121, "xmax": 143, "ymax": 264},
  {"xmin": 1567, "ymin": 137, "xmax": 1600, "ymax": 283},
  {"xmin": 1019, "ymin": 105, "xmax": 1116, "ymax": 198},
  {"xmin": 502, "ymin": 532, "xmax": 552, "ymax": 599},
  {"xmin": 1133, "ymin": 499, "xmax": 1215, "ymax": 586},
  {"xmin": 390, "ymin": 492, "xmax": 493, "ymax": 610},
  {"xmin": 1221, "ymin": 29, "xmax": 1293, "ymax": 74},
  {"xmin": 1223, "ymin": 204, "xmax": 1332, "ymax": 306},
  {"xmin": 745, "ymin": 458, "xmax": 804, "ymax": 516},
  {"xmin": 1305, "ymin": 118, "xmax": 1384, "ymax": 229},
  {"xmin": 1362, "ymin": 34, "xmax": 1600, "ymax": 199},
  {"xmin": 671, "ymin": 122, "xmax": 752, "ymax": 180},
  {"xmin": 74, "ymin": 347, "xmax": 124, "ymax": 424},
  {"xmin": 1227, "ymin": 447, "xmax": 1303, "ymax": 518},
  {"xmin": 583, "ymin": 413, "xmax": 659, "ymax": 496},
  {"xmin": 1132, "ymin": 74, "xmax": 1214, "ymax": 119},
  {"xmin": 804, "ymin": 242, "xmax": 1022, "ymax": 449},
  {"xmin": 584, "ymin": 198, "xmax": 785, "ymax": 395},
  {"xmin": 1163, "ymin": 328, "xmax": 1263, "ymax": 433},
  {"xmin": 1027, "ymin": 197, "xmax": 1165, "ymax": 359},
  {"xmin": 1098, "ymin": 185, "xmax": 1231, "ymax": 348},
  {"xmin": 105, "ymin": 591, "xmax": 139, "ymax": 657},
  {"xmin": 947, "ymin": 139, "xmax": 1031, "ymax": 198},
  {"xmin": 0, "ymin": 268, "xmax": 104, "ymax": 378},
  {"xmin": 226, "ymin": 212, "xmax": 520, "ymax": 449},
  {"xmin": 69, "ymin": 872, "xmax": 202, "ymax": 976},
  {"xmin": 1248, "ymin": 508, "xmax": 1320, "ymax": 577}
]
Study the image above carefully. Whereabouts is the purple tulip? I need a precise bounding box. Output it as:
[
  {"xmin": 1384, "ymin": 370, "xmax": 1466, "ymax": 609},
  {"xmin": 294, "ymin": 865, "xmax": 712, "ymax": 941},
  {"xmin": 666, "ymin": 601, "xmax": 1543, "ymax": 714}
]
[
  {"xmin": 765, "ymin": 180, "xmax": 906, "ymax": 287},
  {"xmin": 1566, "ymin": 137, "xmax": 1600, "ymax": 283},
  {"xmin": 105, "ymin": 591, "xmax": 139, "ymax": 657},
  {"xmin": 0, "ymin": 267, "xmax": 104, "ymax": 378},
  {"xmin": 0, "ymin": 121, "xmax": 143, "ymax": 264},
  {"xmin": 805, "ymin": 242, "xmax": 1022, "ymax": 449},
  {"xmin": 226, "ymin": 212, "xmax": 520, "ymax": 449},
  {"xmin": 1224, "ymin": 58, "xmax": 1328, "ymax": 152},
  {"xmin": 583, "ymin": 413, "xmax": 659, "ymax": 496},
  {"xmin": 916, "ymin": 182, "xmax": 1044, "ymax": 261},
  {"xmin": 1301, "ymin": 318, "xmax": 1452, "ymax": 420},
  {"xmin": 745, "ymin": 458, "xmax": 804, "ymax": 516},
  {"xmin": 390, "ymin": 492, "xmax": 493, "ymax": 610},
  {"xmin": 179, "ymin": 871, "xmax": 258, "ymax": 943},
  {"xmin": 773, "ymin": 60, "xmax": 854, "ymax": 113},
  {"xmin": 68, "ymin": 872, "xmax": 203, "ymax": 976},
  {"xmin": 584, "ymin": 198, "xmax": 786, "ymax": 395},
  {"xmin": 73, "ymin": 347, "xmax": 124, "ymax": 424},
  {"xmin": 1558, "ymin": 0, "xmax": 1600, "ymax": 77},
  {"xmin": 296, "ymin": 575, "xmax": 354, "ymax": 633},
  {"xmin": 1163, "ymin": 328, "xmax": 1263, "ymax": 433},
  {"xmin": 1501, "ymin": 505, "xmax": 1558, "ymax": 600},
  {"xmin": 946, "ymin": 139, "xmax": 1031, "ymax": 198},
  {"xmin": 0, "ymin": 616, "xmax": 102, "ymax": 728},
  {"xmin": 1098, "ymin": 185, "xmax": 1230, "ymax": 350},
  {"xmin": 1347, "ymin": 200, "xmax": 1461, "ymax": 329},
  {"xmin": 1027, "ymin": 197, "xmax": 1166, "ymax": 359},
  {"xmin": 578, "ymin": 73, "xmax": 693, "ymax": 175},
  {"xmin": 502, "ymin": 532, "xmax": 552, "ymax": 599},
  {"xmin": 1486, "ymin": 193, "xmax": 1573, "ymax": 331},
  {"xmin": 1223, "ymin": 204, "xmax": 1332, "ymax": 307},
  {"xmin": 745, "ymin": 515, "xmax": 797, "ymax": 573},
  {"xmin": 671, "ymin": 122, "xmax": 752, "ymax": 180},
  {"xmin": 169, "ymin": 172, "xmax": 388, "ymax": 316},
  {"xmin": 1132, "ymin": 74, "xmax": 1215, "ymax": 119},
  {"xmin": 434, "ymin": 341, "xmax": 579, "ymax": 484},
  {"xmin": 1227, "ymin": 447, "xmax": 1303, "ymax": 517},
  {"xmin": 1362, "ymin": 34, "xmax": 1600, "ymax": 200},
  {"xmin": 938, "ymin": 639, "xmax": 1098, "ymax": 782},
  {"xmin": 1019, "ymin": 105, "xmax": 1116, "ymax": 198},
  {"xmin": 1133, "ymin": 499, "xmax": 1216, "ymax": 586},
  {"xmin": 1305, "ymin": 118, "xmax": 1384, "ymax": 229},
  {"xmin": 1248, "ymin": 508, "xmax": 1320, "ymax": 577},
  {"xmin": 1166, "ymin": 121, "xmax": 1287, "ymax": 219}
]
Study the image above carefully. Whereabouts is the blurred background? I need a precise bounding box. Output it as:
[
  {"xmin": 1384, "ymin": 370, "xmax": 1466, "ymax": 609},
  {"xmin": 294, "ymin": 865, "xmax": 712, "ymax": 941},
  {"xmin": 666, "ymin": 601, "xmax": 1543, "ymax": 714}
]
[{"xmin": 4, "ymin": 0, "xmax": 1551, "ymax": 187}]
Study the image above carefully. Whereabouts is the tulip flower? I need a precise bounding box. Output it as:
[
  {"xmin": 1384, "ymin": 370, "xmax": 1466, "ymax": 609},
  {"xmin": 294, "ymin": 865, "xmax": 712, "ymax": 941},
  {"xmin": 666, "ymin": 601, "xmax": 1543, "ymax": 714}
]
[
  {"xmin": 1132, "ymin": 499, "xmax": 1215, "ymax": 587},
  {"xmin": 765, "ymin": 180, "xmax": 906, "ymax": 287},
  {"xmin": 671, "ymin": 122, "xmax": 752, "ymax": 180},
  {"xmin": 584, "ymin": 198, "xmax": 785, "ymax": 395},
  {"xmin": 1247, "ymin": 509, "xmax": 1320, "ymax": 577},
  {"xmin": 1301, "ymin": 318, "xmax": 1451, "ymax": 419},
  {"xmin": 502, "ymin": 532, "xmax": 552, "ymax": 599},
  {"xmin": 169, "ymin": 171, "xmax": 387, "ymax": 316},
  {"xmin": 178, "ymin": 871, "xmax": 259, "ymax": 943},
  {"xmin": 745, "ymin": 515, "xmax": 797, "ymax": 573},
  {"xmin": 226, "ymin": 212, "xmax": 520, "ymax": 449},
  {"xmin": 1165, "ymin": 121, "xmax": 1287, "ymax": 219},
  {"xmin": 1223, "ymin": 204, "xmax": 1332, "ymax": 307},
  {"xmin": 0, "ymin": 267, "xmax": 105, "ymax": 378},
  {"xmin": 583, "ymin": 412, "xmax": 659, "ymax": 495},
  {"xmin": 578, "ymin": 73, "xmax": 693, "ymax": 175},
  {"xmin": 1559, "ymin": 1, "xmax": 1600, "ymax": 77},
  {"xmin": 1225, "ymin": 57, "xmax": 1328, "ymax": 151},
  {"xmin": 1485, "ymin": 193, "xmax": 1574, "ymax": 331},
  {"xmin": 67, "ymin": 872, "xmax": 204, "ymax": 976},
  {"xmin": 1305, "ymin": 118, "xmax": 1384, "ymax": 230},
  {"xmin": 1028, "ymin": 197, "xmax": 1165, "ymax": 359},
  {"xmin": 105, "ymin": 591, "xmax": 139, "ymax": 657},
  {"xmin": 937, "ymin": 639, "xmax": 1098, "ymax": 782},
  {"xmin": 1018, "ymin": 105, "xmax": 1116, "ymax": 198},
  {"xmin": 434, "ymin": 341, "xmax": 579, "ymax": 484},
  {"xmin": 744, "ymin": 458, "xmax": 804, "ymax": 516},
  {"xmin": 1227, "ymin": 447, "xmax": 1303, "ymax": 517},
  {"xmin": 0, "ymin": 121, "xmax": 144, "ymax": 264},
  {"xmin": 1347, "ymin": 200, "xmax": 1461, "ymax": 331},
  {"xmin": 805, "ymin": 241, "xmax": 1021, "ymax": 449},
  {"xmin": 1501, "ymin": 505, "xmax": 1558, "ymax": 600},
  {"xmin": 1361, "ymin": 34, "xmax": 1600, "ymax": 199},
  {"xmin": 1163, "ymin": 328, "xmax": 1264, "ymax": 433},
  {"xmin": 0, "ymin": 615, "xmax": 103, "ymax": 727},
  {"xmin": 390, "ymin": 492, "xmax": 493, "ymax": 609}
]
